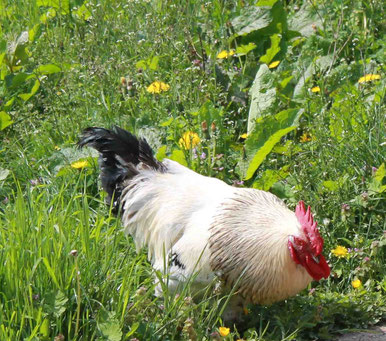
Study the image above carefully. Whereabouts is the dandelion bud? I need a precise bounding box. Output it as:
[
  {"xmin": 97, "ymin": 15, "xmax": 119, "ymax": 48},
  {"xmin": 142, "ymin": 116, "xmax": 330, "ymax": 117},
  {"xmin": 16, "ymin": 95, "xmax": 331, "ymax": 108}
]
[
  {"xmin": 341, "ymin": 203, "xmax": 350, "ymax": 211},
  {"xmin": 54, "ymin": 334, "xmax": 65, "ymax": 341},
  {"xmin": 211, "ymin": 121, "xmax": 216, "ymax": 132},
  {"xmin": 361, "ymin": 192, "xmax": 369, "ymax": 201},
  {"xmin": 183, "ymin": 318, "xmax": 197, "ymax": 341},
  {"xmin": 201, "ymin": 120, "xmax": 208, "ymax": 132},
  {"xmin": 30, "ymin": 179, "xmax": 38, "ymax": 186},
  {"xmin": 184, "ymin": 296, "xmax": 193, "ymax": 305},
  {"xmin": 127, "ymin": 79, "xmax": 134, "ymax": 92},
  {"xmin": 192, "ymin": 59, "xmax": 201, "ymax": 66},
  {"xmin": 209, "ymin": 331, "xmax": 221, "ymax": 340},
  {"xmin": 120, "ymin": 77, "xmax": 127, "ymax": 86},
  {"xmin": 135, "ymin": 286, "xmax": 147, "ymax": 296},
  {"xmin": 371, "ymin": 241, "xmax": 379, "ymax": 249}
]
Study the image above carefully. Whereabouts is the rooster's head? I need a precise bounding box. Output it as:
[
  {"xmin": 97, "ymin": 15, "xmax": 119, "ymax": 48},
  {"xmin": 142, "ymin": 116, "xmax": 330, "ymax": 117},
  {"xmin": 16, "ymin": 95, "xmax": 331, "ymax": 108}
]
[{"xmin": 288, "ymin": 201, "xmax": 330, "ymax": 281}]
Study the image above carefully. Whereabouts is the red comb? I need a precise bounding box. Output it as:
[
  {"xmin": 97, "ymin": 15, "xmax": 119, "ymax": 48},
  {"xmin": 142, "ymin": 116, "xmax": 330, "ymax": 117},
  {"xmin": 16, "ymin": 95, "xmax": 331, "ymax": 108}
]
[{"xmin": 295, "ymin": 201, "xmax": 323, "ymax": 255}]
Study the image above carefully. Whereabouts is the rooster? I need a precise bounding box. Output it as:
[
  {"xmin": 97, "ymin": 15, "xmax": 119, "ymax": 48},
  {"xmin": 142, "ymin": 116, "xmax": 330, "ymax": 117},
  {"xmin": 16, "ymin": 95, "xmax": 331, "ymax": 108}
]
[{"xmin": 78, "ymin": 126, "xmax": 330, "ymax": 321}]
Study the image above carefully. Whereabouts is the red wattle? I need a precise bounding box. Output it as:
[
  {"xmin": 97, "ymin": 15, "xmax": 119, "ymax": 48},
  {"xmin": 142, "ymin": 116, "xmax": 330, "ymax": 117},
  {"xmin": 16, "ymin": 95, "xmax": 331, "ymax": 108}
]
[{"xmin": 304, "ymin": 254, "xmax": 330, "ymax": 280}]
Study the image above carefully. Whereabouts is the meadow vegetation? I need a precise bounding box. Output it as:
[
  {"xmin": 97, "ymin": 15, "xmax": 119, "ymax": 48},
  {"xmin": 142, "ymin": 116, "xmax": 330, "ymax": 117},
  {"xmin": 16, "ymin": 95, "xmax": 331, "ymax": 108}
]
[{"xmin": 0, "ymin": 0, "xmax": 385, "ymax": 340}]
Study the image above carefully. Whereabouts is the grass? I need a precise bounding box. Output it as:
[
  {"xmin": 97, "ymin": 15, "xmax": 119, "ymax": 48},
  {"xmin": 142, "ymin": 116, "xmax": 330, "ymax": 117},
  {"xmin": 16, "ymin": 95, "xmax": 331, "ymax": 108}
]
[{"xmin": 0, "ymin": 0, "xmax": 385, "ymax": 340}]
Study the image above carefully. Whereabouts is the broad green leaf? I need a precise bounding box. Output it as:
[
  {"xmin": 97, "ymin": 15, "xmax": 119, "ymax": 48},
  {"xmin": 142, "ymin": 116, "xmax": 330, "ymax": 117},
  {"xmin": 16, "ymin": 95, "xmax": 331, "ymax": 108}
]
[
  {"xmin": 235, "ymin": 43, "xmax": 256, "ymax": 56},
  {"xmin": 252, "ymin": 165, "xmax": 289, "ymax": 190},
  {"xmin": 247, "ymin": 64, "xmax": 276, "ymax": 133},
  {"xmin": 136, "ymin": 56, "xmax": 160, "ymax": 71},
  {"xmin": 29, "ymin": 24, "xmax": 42, "ymax": 42},
  {"xmin": 257, "ymin": 0, "xmax": 278, "ymax": 6},
  {"xmin": 5, "ymin": 72, "xmax": 32, "ymax": 88},
  {"xmin": 0, "ymin": 111, "xmax": 13, "ymax": 130},
  {"xmin": 39, "ymin": 318, "xmax": 50, "ymax": 338},
  {"xmin": 37, "ymin": 0, "xmax": 70, "ymax": 14},
  {"xmin": 73, "ymin": 4, "xmax": 92, "ymax": 21},
  {"xmin": 293, "ymin": 55, "xmax": 333, "ymax": 98},
  {"xmin": 231, "ymin": 5, "xmax": 272, "ymax": 36},
  {"xmin": 148, "ymin": 56, "xmax": 160, "ymax": 70},
  {"xmin": 288, "ymin": 4, "xmax": 323, "ymax": 37},
  {"xmin": 0, "ymin": 168, "xmax": 10, "ymax": 180},
  {"xmin": 156, "ymin": 145, "xmax": 167, "ymax": 161},
  {"xmin": 197, "ymin": 100, "xmax": 223, "ymax": 123},
  {"xmin": 19, "ymin": 79, "xmax": 40, "ymax": 101},
  {"xmin": 4, "ymin": 97, "xmax": 15, "ymax": 109},
  {"xmin": 279, "ymin": 75, "xmax": 293, "ymax": 89},
  {"xmin": 125, "ymin": 322, "xmax": 139, "ymax": 337},
  {"xmin": 369, "ymin": 163, "xmax": 386, "ymax": 193},
  {"xmin": 374, "ymin": 163, "xmax": 385, "ymax": 183},
  {"xmin": 43, "ymin": 291, "xmax": 68, "ymax": 321},
  {"xmin": 135, "ymin": 59, "xmax": 147, "ymax": 70},
  {"xmin": 271, "ymin": 181, "xmax": 295, "ymax": 199},
  {"xmin": 160, "ymin": 117, "xmax": 174, "ymax": 127},
  {"xmin": 52, "ymin": 291, "xmax": 68, "ymax": 317},
  {"xmin": 13, "ymin": 44, "xmax": 29, "ymax": 66},
  {"xmin": 259, "ymin": 34, "xmax": 281, "ymax": 64},
  {"xmin": 97, "ymin": 310, "xmax": 122, "ymax": 341},
  {"xmin": 34, "ymin": 64, "xmax": 61, "ymax": 75},
  {"xmin": 170, "ymin": 149, "xmax": 187, "ymax": 167},
  {"xmin": 40, "ymin": 8, "xmax": 57, "ymax": 24},
  {"xmin": 238, "ymin": 108, "xmax": 303, "ymax": 180}
]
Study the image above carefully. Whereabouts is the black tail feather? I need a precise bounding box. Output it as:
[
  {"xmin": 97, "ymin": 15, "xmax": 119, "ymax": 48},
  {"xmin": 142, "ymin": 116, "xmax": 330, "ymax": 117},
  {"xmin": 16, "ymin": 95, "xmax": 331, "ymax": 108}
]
[{"xmin": 78, "ymin": 126, "xmax": 164, "ymax": 212}]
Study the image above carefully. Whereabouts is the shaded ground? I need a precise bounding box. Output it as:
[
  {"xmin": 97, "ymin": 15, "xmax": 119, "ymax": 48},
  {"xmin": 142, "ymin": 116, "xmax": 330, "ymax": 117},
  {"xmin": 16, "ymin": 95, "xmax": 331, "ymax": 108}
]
[{"xmin": 336, "ymin": 325, "xmax": 386, "ymax": 341}]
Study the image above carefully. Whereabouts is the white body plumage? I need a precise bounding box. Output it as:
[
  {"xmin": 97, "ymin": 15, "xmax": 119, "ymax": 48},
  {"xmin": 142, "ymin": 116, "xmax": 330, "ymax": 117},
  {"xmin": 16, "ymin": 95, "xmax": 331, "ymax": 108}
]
[{"xmin": 121, "ymin": 159, "xmax": 312, "ymax": 307}]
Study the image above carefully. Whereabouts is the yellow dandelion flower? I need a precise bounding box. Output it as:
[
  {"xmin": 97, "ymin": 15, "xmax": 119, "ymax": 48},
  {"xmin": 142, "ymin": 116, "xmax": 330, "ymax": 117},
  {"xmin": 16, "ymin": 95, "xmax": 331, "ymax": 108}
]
[
  {"xmin": 358, "ymin": 74, "xmax": 381, "ymax": 84},
  {"xmin": 352, "ymin": 279, "xmax": 362, "ymax": 289},
  {"xmin": 219, "ymin": 327, "xmax": 230, "ymax": 337},
  {"xmin": 240, "ymin": 133, "xmax": 248, "ymax": 139},
  {"xmin": 300, "ymin": 132, "xmax": 312, "ymax": 143},
  {"xmin": 54, "ymin": 145, "xmax": 61, "ymax": 151},
  {"xmin": 217, "ymin": 50, "xmax": 235, "ymax": 59},
  {"xmin": 331, "ymin": 245, "xmax": 348, "ymax": 258},
  {"xmin": 147, "ymin": 81, "xmax": 170, "ymax": 94},
  {"xmin": 268, "ymin": 60, "xmax": 280, "ymax": 69},
  {"xmin": 311, "ymin": 86, "xmax": 321, "ymax": 93},
  {"xmin": 71, "ymin": 160, "xmax": 89, "ymax": 169},
  {"xmin": 179, "ymin": 131, "xmax": 200, "ymax": 149}
]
